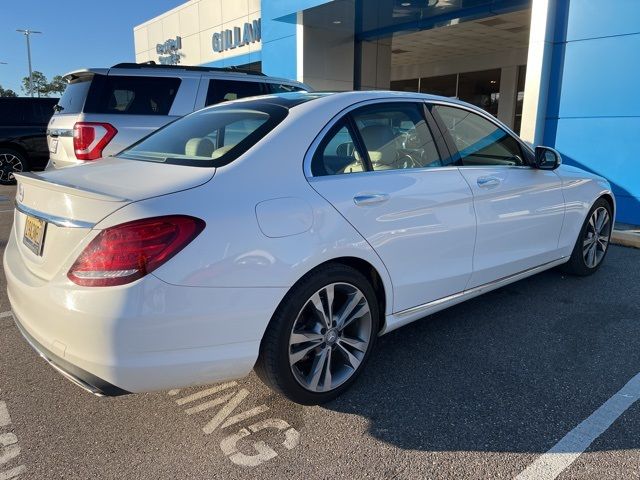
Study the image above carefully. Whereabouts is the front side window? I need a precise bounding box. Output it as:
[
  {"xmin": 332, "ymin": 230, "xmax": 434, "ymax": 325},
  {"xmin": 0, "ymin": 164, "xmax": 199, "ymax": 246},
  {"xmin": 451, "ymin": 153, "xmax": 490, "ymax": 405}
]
[
  {"xmin": 432, "ymin": 104, "xmax": 524, "ymax": 166},
  {"xmin": 120, "ymin": 103, "xmax": 287, "ymax": 167},
  {"xmin": 352, "ymin": 103, "xmax": 442, "ymax": 171},
  {"xmin": 206, "ymin": 80, "xmax": 267, "ymax": 106},
  {"xmin": 84, "ymin": 75, "xmax": 181, "ymax": 115}
]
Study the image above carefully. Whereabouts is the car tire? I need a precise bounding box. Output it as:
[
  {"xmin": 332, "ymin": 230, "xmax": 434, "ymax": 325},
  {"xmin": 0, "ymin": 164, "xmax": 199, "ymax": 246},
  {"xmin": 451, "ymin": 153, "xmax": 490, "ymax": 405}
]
[
  {"xmin": 0, "ymin": 148, "xmax": 28, "ymax": 185},
  {"xmin": 561, "ymin": 197, "xmax": 613, "ymax": 276},
  {"xmin": 255, "ymin": 263, "xmax": 380, "ymax": 405}
]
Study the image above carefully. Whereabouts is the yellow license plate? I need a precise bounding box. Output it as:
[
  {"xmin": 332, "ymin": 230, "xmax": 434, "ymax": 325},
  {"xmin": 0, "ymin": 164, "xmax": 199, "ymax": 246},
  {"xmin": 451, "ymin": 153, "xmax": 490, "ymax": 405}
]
[{"xmin": 23, "ymin": 215, "xmax": 47, "ymax": 256}]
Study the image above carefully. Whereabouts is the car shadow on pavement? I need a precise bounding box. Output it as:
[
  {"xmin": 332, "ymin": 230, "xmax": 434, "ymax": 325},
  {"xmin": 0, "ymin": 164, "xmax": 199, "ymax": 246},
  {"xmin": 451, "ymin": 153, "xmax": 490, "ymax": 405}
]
[{"xmin": 324, "ymin": 245, "xmax": 640, "ymax": 453}]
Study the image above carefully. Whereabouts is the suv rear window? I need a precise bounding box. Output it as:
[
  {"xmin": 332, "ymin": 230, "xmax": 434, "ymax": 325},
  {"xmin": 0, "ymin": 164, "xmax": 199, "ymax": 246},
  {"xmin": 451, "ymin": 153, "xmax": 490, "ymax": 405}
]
[
  {"xmin": 84, "ymin": 75, "xmax": 181, "ymax": 115},
  {"xmin": 206, "ymin": 79, "xmax": 268, "ymax": 106},
  {"xmin": 120, "ymin": 102, "xmax": 288, "ymax": 167},
  {"xmin": 58, "ymin": 76, "xmax": 92, "ymax": 114}
]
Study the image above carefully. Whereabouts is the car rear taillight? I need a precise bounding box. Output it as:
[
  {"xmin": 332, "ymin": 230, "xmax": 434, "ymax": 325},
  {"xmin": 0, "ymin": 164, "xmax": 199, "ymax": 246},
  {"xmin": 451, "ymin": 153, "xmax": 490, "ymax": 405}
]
[
  {"xmin": 68, "ymin": 215, "xmax": 205, "ymax": 287},
  {"xmin": 73, "ymin": 122, "xmax": 117, "ymax": 160}
]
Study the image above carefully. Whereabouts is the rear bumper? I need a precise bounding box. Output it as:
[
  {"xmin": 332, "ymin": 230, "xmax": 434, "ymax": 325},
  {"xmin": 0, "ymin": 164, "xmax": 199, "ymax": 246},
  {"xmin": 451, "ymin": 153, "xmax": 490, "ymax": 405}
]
[
  {"xmin": 13, "ymin": 313, "xmax": 129, "ymax": 397},
  {"xmin": 4, "ymin": 231, "xmax": 288, "ymax": 394}
]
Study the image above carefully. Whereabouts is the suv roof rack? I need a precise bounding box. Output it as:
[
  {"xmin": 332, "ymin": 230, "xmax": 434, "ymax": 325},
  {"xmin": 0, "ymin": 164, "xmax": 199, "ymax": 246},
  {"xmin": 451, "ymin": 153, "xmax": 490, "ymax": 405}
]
[{"xmin": 110, "ymin": 61, "xmax": 266, "ymax": 76}]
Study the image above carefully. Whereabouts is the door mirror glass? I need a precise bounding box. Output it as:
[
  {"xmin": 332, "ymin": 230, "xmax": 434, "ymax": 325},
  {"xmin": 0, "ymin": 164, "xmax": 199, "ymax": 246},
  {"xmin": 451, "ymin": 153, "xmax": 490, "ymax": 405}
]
[{"xmin": 534, "ymin": 146, "xmax": 562, "ymax": 170}]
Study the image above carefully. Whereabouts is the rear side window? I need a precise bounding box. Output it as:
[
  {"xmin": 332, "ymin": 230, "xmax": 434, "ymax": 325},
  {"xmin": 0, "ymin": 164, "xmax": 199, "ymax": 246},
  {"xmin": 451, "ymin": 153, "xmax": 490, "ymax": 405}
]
[
  {"xmin": 57, "ymin": 76, "xmax": 92, "ymax": 114},
  {"xmin": 0, "ymin": 100, "xmax": 55, "ymax": 125},
  {"xmin": 29, "ymin": 101, "xmax": 56, "ymax": 124},
  {"xmin": 312, "ymin": 122, "xmax": 366, "ymax": 176},
  {"xmin": 0, "ymin": 101, "xmax": 23, "ymax": 125},
  {"xmin": 120, "ymin": 103, "xmax": 288, "ymax": 167},
  {"xmin": 84, "ymin": 75, "xmax": 181, "ymax": 115},
  {"xmin": 206, "ymin": 80, "xmax": 267, "ymax": 106}
]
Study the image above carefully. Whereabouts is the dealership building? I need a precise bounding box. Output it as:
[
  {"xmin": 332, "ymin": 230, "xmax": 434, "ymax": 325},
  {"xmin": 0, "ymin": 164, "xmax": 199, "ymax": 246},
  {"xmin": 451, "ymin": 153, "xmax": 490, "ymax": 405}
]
[{"xmin": 134, "ymin": 0, "xmax": 640, "ymax": 224}]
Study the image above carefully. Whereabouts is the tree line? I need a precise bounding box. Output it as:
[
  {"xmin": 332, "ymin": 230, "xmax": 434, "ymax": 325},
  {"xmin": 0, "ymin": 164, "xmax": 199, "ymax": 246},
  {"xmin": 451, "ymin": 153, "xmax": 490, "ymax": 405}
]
[{"xmin": 0, "ymin": 71, "xmax": 66, "ymax": 98}]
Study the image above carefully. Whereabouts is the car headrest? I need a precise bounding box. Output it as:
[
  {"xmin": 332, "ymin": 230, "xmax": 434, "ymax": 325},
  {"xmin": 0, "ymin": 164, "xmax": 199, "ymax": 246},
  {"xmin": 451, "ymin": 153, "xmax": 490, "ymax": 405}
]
[
  {"xmin": 360, "ymin": 125, "xmax": 395, "ymax": 151},
  {"xmin": 185, "ymin": 137, "xmax": 215, "ymax": 157}
]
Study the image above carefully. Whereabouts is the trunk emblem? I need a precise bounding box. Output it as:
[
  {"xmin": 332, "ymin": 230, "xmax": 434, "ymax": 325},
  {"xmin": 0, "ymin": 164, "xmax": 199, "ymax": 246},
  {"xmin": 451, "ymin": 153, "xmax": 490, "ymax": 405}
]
[{"xmin": 17, "ymin": 183, "xmax": 24, "ymax": 203}]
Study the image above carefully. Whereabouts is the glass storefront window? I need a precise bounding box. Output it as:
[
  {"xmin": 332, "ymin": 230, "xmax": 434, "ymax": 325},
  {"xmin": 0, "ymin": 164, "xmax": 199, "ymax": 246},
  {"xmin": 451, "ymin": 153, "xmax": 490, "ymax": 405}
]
[
  {"xmin": 457, "ymin": 68, "xmax": 501, "ymax": 116},
  {"xmin": 419, "ymin": 74, "xmax": 457, "ymax": 97},
  {"xmin": 389, "ymin": 78, "xmax": 419, "ymax": 92},
  {"xmin": 391, "ymin": 69, "xmax": 503, "ymax": 117},
  {"xmin": 513, "ymin": 65, "xmax": 526, "ymax": 134}
]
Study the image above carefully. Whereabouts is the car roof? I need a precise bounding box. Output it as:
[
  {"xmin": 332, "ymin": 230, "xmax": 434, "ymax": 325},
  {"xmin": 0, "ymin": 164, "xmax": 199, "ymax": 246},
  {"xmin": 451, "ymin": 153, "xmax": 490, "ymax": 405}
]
[
  {"xmin": 217, "ymin": 90, "xmax": 485, "ymax": 114},
  {"xmin": 62, "ymin": 63, "xmax": 305, "ymax": 86}
]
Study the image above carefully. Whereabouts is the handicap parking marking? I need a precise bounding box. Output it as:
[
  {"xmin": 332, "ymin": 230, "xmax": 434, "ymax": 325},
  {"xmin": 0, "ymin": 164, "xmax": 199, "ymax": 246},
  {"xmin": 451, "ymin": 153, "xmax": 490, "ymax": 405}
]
[{"xmin": 516, "ymin": 372, "xmax": 640, "ymax": 480}]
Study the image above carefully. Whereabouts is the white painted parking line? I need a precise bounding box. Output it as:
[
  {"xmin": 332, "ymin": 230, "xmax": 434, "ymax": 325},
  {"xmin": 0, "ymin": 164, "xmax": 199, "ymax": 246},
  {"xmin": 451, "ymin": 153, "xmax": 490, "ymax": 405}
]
[
  {"xmin": 0, "ymin": 312, "xmax": 12, "ymax": 319},
  {"xmin": 516, "ymin": 372, "xmax": 640, "ymax": 480}
]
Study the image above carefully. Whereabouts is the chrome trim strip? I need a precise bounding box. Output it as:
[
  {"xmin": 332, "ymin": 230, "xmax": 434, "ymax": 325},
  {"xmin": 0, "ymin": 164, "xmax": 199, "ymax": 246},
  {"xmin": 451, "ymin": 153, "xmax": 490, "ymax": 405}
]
[
  {"xmin": 15, "ymin": 202, "xmax": 95, "ymax": 229},
  {"xmin": 46, "ymin": 128, "xmax": 73, "ymax": 137},
  {"xmin": 395, "ymin": 257, "xmax": 567, "ymax": 318}
]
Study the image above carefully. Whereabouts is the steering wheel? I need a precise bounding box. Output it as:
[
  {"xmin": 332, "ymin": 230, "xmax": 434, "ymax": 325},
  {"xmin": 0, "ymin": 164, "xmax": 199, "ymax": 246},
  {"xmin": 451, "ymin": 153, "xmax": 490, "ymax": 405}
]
[{"xmin": 395, "ymin": 152, "xmax": 422, "ymax": 169}]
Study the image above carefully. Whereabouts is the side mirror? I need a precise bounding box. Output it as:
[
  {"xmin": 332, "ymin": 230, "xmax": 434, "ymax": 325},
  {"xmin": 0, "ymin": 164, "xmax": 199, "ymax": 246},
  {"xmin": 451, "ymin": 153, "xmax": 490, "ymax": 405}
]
[{"xmin": 534, "ymin": 146, "xmax": 562, "ymax": 170}]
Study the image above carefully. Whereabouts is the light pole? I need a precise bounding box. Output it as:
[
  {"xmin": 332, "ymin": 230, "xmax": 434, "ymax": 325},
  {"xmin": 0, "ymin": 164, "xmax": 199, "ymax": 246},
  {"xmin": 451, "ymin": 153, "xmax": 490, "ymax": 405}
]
[{"xmin": 16, "ymin": 29, "xmax": 42, "ymax": 97}]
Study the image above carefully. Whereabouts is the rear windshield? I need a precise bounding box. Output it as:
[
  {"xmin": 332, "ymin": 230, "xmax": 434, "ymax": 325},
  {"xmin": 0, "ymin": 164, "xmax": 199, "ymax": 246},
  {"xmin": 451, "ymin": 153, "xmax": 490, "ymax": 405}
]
[
  {"xmin": 84, "ymin": 75, "xmax": 181, "ymax": 115},
  {"xmin": 119, "ymin": 102, "xmax": 288, "ymax": 167},
  {"xmin": 57, "ymin": 76, "xmax": 92, "ymax": 114}
]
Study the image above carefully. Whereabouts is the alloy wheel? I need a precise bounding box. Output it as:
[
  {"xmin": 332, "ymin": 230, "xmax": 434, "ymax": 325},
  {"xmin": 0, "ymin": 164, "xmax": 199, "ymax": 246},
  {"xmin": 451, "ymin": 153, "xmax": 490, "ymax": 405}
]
[
  {"xmin": 0, "ymin": 153, "xmax": 23, "ymax": 183},
  {"xmin": 288, "ymin": 282, "xmax": 372, "ymax": 393},
  {"xmin": 583, "ymin": 206, "xmax": 611, "ymax": 268}
]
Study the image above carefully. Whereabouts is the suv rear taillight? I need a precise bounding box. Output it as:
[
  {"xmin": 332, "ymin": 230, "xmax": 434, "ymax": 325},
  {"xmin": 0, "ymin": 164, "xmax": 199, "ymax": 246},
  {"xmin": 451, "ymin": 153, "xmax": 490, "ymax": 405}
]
[
  {"xmin": 68, "ymin": 215, "xmax": 205, "ymax": 287},
  {"xmin": 73, "ymin": 122, "xmax": 117, "ymax": 160}
]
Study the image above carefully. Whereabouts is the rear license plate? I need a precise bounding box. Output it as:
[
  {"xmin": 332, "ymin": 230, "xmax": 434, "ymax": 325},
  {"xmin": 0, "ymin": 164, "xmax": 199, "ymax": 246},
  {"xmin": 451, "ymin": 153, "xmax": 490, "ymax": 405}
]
[
  {"xmin": 49, "ymin": 138, "xmax": 58, "ymax": 154},
  {"xmin": 23, "ymin": 215, "xmax": 47, "ymax": 256}
]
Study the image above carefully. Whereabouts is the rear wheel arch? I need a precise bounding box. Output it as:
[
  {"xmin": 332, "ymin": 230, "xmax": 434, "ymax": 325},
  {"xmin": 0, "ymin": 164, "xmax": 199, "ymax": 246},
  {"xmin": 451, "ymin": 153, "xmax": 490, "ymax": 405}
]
[
  {"xmin": 599, "ymin": 193, "xmax": 615, "ymax": 219},
  {"xmin": 265, "ymin": 256, "xmax": 390, "ymax": 342},
  {"xmin": 256, "ymin": 258, "xmax": 383, "ymax": 404},
  {"xmin": 325, "ymin": 257, "xmax": 388, "ymax": 331}
]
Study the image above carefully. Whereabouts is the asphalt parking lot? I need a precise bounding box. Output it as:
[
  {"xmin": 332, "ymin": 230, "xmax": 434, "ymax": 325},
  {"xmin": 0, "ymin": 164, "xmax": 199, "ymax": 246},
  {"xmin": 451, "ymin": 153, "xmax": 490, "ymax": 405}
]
[{"xmin": 0, "ymin": 184, "xmax": 639, "ymax": 479}]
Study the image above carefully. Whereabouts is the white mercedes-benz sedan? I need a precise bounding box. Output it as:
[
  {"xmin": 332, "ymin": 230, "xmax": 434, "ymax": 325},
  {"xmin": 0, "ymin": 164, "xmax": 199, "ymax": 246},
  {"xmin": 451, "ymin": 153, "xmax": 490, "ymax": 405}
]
[{"xmin": 5, "ymin": 91, "xmax": 614, "ymax": 405}]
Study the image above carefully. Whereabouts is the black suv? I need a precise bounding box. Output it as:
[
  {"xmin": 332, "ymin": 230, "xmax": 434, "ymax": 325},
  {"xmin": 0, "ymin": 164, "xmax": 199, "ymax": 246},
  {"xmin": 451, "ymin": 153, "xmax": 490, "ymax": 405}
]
[{"xmin": 0, "ymin": 97, "xmax": 58, "ymax": 184}]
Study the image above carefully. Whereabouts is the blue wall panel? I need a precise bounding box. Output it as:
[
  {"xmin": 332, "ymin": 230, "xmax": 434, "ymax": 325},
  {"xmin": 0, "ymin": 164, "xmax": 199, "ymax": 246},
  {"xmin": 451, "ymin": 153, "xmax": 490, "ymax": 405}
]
[
  {"xmin": 555, "ymin": 117, "xmax": 640, "ymax": 224},
  {"xmin": 261, "ymin": 35, "xmax": 297, "ymax": 79},
  {"xmin": 261, "ymin": 0, "xmax": 329, "ymax": 79},
  {"xmin": 566, "ymin": 0, "xmax": 640, "ymax": 41},
  {"xmin": 545, "ymin": 0, "xmax": 640, "ymax": 224},
  {"xmin": 558, "ymin": 33, "xmax": 640, "ymax": 118}
]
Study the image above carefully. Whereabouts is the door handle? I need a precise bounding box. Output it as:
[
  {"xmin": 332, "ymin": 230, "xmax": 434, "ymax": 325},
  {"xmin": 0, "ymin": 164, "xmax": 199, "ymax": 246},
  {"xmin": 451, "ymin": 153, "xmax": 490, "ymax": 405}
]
[
  {"xmin": 353, "ymin": 193, "xmax": 390, "ymax": 206},
  {"xmin": 477, "ymin": 176, "xmax": 501, "ymax": 188}
]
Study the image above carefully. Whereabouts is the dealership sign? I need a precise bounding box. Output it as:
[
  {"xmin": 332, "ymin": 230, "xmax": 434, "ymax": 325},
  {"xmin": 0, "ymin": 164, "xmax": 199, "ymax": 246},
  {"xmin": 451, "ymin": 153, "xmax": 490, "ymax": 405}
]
[
  {"xmin": 212, "ymin": 19, "xmax": 261, "ymax": 53},
  {"xmin": 156, "ymin": 36, "xmax": 182, "ymax": 65}
]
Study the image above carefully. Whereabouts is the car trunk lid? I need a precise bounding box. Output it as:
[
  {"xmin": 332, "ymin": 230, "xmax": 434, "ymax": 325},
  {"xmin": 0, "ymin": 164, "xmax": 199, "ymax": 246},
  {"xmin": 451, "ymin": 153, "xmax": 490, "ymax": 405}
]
[{"xmin": 13, "ymin": 156, "xmax": 214, "ymax": 280}]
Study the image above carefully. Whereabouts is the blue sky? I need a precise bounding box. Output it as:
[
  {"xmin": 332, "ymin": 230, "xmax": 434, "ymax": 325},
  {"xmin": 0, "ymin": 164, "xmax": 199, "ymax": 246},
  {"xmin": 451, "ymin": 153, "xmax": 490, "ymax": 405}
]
[{"xmin": 0, "ymin": 0, "xmax": 185, "ymax": 94}]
